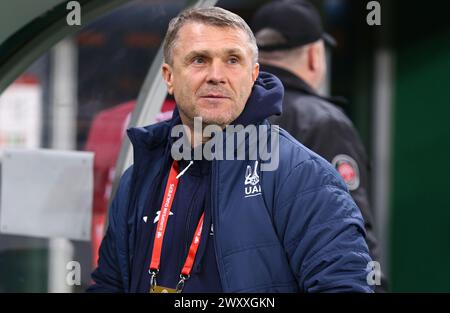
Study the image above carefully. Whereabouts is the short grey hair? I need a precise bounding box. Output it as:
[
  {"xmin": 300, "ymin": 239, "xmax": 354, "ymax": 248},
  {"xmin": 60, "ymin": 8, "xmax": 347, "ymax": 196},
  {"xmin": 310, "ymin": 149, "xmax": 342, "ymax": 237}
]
[{"xmin": 163, "ymin": 7, "xmax": 258, "ymax": 65}]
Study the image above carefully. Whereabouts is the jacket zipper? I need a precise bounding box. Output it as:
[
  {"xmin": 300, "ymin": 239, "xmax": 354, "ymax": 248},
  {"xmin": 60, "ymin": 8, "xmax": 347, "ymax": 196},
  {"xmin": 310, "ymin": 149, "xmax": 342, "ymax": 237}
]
[
  {"xmin": 211, "ymin": 159, "xmax": 226, "ymax": 291},
  {"xmin": 183, "ymin": 183, "xmax": 199, "ymax": 266}
]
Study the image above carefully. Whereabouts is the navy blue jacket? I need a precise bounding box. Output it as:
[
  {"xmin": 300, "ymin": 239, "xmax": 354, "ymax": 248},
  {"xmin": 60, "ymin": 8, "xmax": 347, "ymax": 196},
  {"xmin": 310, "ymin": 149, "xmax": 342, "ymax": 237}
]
[
  {"xmin": 130, "ymin": 154, "xmax": 222, "ymax": 293},
  {"xmin": 88, "ymin": 72, "xmax": 374, "ymax": 293}
]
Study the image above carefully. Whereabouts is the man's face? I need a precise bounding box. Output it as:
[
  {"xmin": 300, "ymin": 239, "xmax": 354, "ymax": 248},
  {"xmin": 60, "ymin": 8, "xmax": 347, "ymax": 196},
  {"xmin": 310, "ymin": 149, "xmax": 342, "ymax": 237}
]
[{"xmin": 162, "ymin": 22, "xmax": 259, "ymax": 129}]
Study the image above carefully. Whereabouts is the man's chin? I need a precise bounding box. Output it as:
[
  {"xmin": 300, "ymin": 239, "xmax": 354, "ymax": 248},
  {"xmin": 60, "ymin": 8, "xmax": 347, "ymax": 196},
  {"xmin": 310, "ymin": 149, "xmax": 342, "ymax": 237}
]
[
  {"xmin": 199, "ymin": 118, "xmax": 229, "ymax": 129},
  {"xmin": 193, "ymin": 113, "xmax": 235, "ymax": 129}
]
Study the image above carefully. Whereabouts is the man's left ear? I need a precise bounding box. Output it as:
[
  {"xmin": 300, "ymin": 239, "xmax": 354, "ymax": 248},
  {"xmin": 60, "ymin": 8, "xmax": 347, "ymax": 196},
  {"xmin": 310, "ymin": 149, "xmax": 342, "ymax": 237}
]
[
  {"xmin": 252, "ymin": 63, "xmax": 260, "ymax": 82},
  {"xmin": 162, "ymin": 63, "xmax": 174, "ymax": 95}
]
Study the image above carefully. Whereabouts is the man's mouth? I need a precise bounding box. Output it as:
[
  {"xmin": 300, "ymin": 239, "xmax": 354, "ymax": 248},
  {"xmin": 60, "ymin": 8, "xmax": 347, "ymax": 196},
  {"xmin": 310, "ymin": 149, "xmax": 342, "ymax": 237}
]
[{"xmin": 200, "ymin": 94, "xmax": 230, "ymax": 99}]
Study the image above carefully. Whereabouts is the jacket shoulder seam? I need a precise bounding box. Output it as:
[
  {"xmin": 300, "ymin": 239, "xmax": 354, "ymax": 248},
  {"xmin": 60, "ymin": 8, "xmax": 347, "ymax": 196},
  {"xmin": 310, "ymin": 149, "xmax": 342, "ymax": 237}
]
[
  {"xmin": 277, "ymin": 182, "xmax": 346, "ymax": 210},
  {"xmin": 275, "ymin": 154, "xmax": 345, "ymax": 207}
]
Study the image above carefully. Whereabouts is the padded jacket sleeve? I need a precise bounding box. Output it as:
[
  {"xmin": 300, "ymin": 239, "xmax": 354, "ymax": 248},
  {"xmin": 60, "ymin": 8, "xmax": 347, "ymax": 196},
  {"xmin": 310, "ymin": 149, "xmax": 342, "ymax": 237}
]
[
  {"xmin": 86, "ymin": 167, "xmax": 133, "ymax": 293},
  {"xmin": 273, "ymin": 156, "xmax": 374, "ymax": 293}
]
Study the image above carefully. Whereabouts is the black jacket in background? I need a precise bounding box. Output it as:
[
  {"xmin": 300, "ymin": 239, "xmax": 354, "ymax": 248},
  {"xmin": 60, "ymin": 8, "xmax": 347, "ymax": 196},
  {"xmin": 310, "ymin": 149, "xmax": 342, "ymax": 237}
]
[{"xmin": 264, "ymin": 64, "xmax": 387, "ymax": 292}]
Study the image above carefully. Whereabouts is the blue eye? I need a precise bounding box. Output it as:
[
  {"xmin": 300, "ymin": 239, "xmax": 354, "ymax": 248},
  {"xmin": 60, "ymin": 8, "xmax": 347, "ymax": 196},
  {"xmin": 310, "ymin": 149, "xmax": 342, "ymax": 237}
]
[
  {"xmin": 193, "ymin": 57, "xmax": 204, "ymax": 64},
  {"xmin": 228, "ymin": 57, "xmax": 239, "ymax": 64}
]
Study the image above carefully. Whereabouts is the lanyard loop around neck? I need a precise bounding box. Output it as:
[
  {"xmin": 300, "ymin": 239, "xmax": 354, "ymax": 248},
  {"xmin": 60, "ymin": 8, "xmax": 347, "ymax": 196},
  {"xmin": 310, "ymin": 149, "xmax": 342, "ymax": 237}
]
[{"xmin": 148, "ymin": 160, "xmax": 205, "ymax": 293}]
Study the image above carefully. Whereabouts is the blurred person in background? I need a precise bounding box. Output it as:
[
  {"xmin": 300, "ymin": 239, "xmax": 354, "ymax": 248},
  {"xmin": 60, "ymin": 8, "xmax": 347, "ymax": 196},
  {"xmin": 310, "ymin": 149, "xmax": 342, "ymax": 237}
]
[{"xmin": 252, "ymin": 0, "xmax": 387, "ymax": 291}]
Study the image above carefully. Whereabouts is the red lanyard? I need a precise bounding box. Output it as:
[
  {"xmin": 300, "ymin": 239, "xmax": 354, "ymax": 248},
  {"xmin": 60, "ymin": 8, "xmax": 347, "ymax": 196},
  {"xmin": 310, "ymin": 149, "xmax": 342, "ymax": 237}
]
[{"xmin": 148, "ymin": 160, "xmax": 205, "ymax": 292}]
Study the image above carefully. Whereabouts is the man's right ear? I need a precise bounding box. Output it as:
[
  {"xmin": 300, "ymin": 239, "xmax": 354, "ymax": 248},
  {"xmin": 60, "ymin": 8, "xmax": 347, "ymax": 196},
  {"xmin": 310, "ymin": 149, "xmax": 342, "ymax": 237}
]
[
  {"xmin": 308, "ymin": 42, "xmax": 322, "ymax": 73},
  {"xmin": 162, "ymin": 63, "xmax": 174, "ymax": 95}
]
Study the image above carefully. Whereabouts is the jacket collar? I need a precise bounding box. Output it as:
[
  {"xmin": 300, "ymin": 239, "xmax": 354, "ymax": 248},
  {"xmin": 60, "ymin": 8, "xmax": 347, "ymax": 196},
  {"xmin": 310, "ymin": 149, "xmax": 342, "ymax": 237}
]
[
  {"xmin": 260, "ymin": 64, "xmax": 349, "ymax": 107},
  {"xmin": 260, "ymin": 64, "xmax": 318, "ymax": 96}
]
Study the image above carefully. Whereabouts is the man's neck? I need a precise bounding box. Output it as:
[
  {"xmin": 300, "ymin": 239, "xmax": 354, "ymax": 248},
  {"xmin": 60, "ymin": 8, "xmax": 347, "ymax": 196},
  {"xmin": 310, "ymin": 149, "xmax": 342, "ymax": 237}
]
[
  {"xmin": 180, "ymin": 109, "xmax": 228, "ymax": 145},
  {"xmin": 180, "ymin": 121, "xmax": 214, "ymax": 148}
]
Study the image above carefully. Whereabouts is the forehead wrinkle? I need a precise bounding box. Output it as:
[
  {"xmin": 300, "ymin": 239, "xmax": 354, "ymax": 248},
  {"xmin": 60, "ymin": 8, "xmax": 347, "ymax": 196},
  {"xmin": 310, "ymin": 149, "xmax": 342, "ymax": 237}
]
[
  {"xmin": 169, "ymin": 23, "xmax": 255, "ymax": 65},
  {"xmin": 177, "ymin": 24, "xmax": 251, "ymax": 52},
  {"xmin": 183, "ymin": 47, "xmax": 247, "ymax": 60}
]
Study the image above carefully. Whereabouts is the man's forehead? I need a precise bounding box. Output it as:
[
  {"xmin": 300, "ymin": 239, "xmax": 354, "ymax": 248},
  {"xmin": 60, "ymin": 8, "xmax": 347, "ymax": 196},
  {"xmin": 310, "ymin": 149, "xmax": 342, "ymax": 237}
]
[
  {"xmin": 174, "ymin": 22, "xmax": 251, "ymax": 54},
  {"xmin": 177, "ymin": 22, "xmax": 248, "ymax": 44}
]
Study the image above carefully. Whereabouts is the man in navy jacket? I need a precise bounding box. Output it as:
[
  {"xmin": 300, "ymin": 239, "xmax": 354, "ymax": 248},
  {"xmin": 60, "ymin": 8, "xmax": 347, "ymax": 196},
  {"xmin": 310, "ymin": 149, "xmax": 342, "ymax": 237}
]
[{"xmin": 88, "ymin": 7, "xmax": 374, "ymax": 293}]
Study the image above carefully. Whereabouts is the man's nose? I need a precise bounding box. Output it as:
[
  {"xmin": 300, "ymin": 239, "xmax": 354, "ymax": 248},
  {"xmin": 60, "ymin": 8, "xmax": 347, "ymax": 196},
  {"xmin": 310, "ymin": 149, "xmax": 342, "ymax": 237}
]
[{"xmin": 206, "ymin": 60, "xmax": 226, "ymax": 85}]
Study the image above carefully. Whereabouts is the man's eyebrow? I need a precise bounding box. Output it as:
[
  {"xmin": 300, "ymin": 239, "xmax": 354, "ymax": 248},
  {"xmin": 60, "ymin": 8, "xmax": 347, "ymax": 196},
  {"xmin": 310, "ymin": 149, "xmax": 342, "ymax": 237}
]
[
  {"xmin": 184, "ymin": 50, "xmax": 211, "ymax": 61},
  {"xmin": 224, "ymin": 48, "xmax": 245, "ymax": 56},
  {"xmin": 183, "ymin": 48, "xmax": 246, "ymax": 61}
]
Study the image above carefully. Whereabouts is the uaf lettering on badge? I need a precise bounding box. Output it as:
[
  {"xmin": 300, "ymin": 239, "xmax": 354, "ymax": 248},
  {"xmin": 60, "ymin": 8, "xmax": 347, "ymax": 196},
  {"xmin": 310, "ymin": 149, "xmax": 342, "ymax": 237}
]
[
  {"xmin": 174, "ymin": 297, "xmax": 208, "ymax": 311},
  {"xmin": 244, "ymin": 161, "xmax": 262, "ymax": 198}
]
